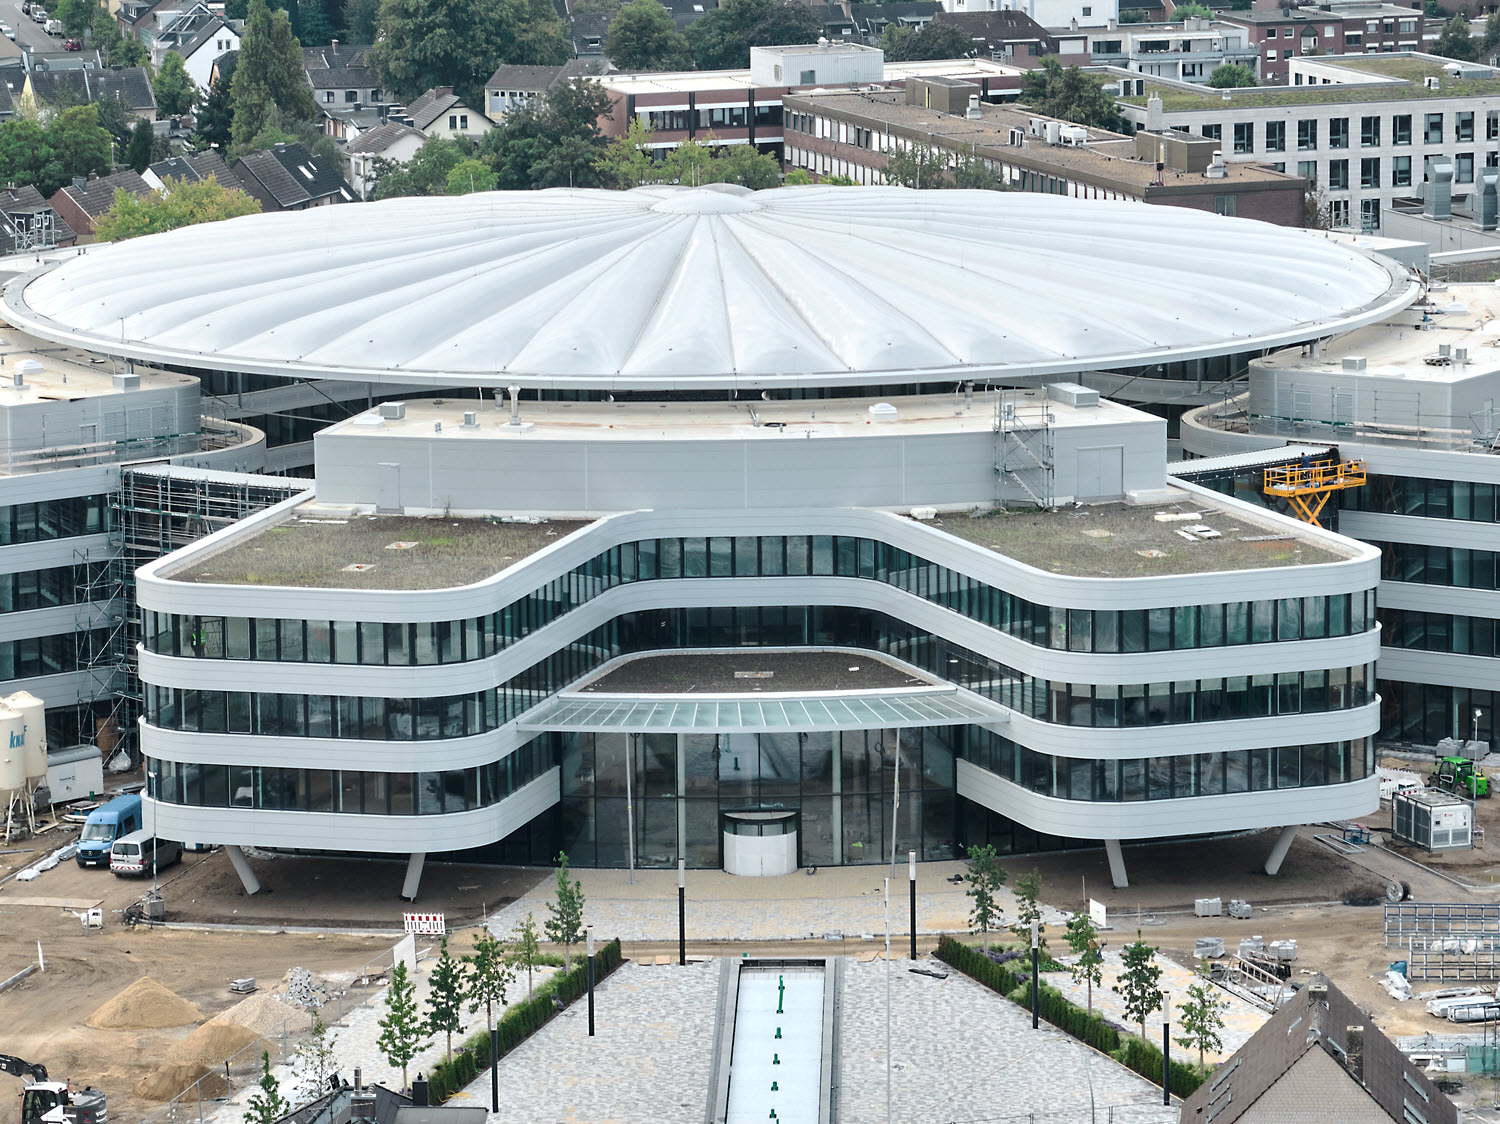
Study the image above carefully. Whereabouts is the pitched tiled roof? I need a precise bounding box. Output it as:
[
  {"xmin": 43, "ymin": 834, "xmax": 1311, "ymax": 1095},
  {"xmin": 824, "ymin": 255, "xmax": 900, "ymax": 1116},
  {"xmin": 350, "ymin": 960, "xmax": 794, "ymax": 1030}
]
[
  {"xmin": 29, "ymin": 67, "xmax": 156, "ymax": 113},
  {"xmin": 176, "ymin": 14, "xmax": 233, "ymax": 59},
  {"xmin": 233, "ymin": 143, "xmax": 354, "ymax": 208},
  {"xmin": 345, "ymin": 120, "xmax": 424, "ymax": 156},
  {"xmin": 485, "ymin": 63, "xmax": 570, "ymax": 90},
  {"xmin": 1176, "ymin": 975, "xmax": 1458, "ymax": 1124},
  {"xmin": 148, "ymin": 150, "xmax": 247, "ymax": 195},
  {"xmin": 0, "ymin": 185, "xmax": 74, "ymax": 250},
  {"xmin": 54, "ymin": 170, "xmax": 151, "ymax": 219},
  {"xmin": 931, "ymin": 10, "xmax": 1057, "ymax": 51},
  {"xmin": 403, "ymin": 86, "xmax": 463, "ymax": 131},
  {"xmin": 302, "ymin": 42, "xmax": 377, "ymax": 89}
]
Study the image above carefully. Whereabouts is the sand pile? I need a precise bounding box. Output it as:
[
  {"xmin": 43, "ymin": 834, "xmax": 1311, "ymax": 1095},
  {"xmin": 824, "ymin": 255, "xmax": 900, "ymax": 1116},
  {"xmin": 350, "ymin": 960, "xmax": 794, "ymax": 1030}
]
[
  {"xmin": 219, "ymin": 990, "xmax": 311, "ymax": 1037},
  {"xmin": 166, "ymin": 1018, "xmax": 265, "ymax": 1068},
  {"xmin": 86, "ymin": 977, "xmax": 202, "ymax": 1030},
  {"xmin": 133, "ymin": 1062, "xmax": 228, "ymax": 1102}
]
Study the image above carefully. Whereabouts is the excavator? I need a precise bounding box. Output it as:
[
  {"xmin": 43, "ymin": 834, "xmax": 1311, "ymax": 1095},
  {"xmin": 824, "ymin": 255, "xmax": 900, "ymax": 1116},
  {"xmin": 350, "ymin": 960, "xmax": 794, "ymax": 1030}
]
[{"xmin": 0, "ymin": 1056, "xmax": 105, "ymax": 1124}]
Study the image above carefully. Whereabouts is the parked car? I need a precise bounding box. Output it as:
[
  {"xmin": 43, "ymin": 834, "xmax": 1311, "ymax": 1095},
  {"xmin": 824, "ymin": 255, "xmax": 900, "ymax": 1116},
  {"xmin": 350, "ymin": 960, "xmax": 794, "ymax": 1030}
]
[
  {"xmin": 31, "ymin": 9, "xmax": 48, "ymax": 23},
  {"xmin": 0, "ymin": 24, "xmax": 15, "ymax": 39},
  {"xmin": 110, "ymin": 831, "xmax": 183, "ymax": 877},
  {"xmin": 19, "ymin": 3, "xmax": 29, "ymax": 15},
  {"xmin": 62, "ymin": 36, "xmax": 80, "ymax": 48}
]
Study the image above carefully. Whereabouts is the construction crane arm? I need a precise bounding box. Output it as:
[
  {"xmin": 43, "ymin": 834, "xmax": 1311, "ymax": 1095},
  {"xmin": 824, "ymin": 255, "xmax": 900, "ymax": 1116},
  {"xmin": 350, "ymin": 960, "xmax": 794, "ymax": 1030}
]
[{"xmin": 0, "ymin": 1054, "xmax": 48, "ymax": 1083}]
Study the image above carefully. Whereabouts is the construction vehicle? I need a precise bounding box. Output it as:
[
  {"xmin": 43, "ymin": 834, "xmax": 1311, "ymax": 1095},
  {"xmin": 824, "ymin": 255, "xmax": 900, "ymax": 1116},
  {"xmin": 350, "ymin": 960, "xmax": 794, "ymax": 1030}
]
[
  {"xmin": 1431, "ymin": 756, "xmax": 1491, "ymax": 799},
  {"xmin": 0, "ymin": 1055, "xmax": 105, "ymax": 1124}
]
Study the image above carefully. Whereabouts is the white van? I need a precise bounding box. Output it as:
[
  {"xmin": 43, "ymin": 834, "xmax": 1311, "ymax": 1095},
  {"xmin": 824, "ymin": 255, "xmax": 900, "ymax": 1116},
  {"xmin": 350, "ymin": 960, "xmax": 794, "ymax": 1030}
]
[{"xmin": 110, "ymin": 830, "xmax": 183, "ymax": 877}]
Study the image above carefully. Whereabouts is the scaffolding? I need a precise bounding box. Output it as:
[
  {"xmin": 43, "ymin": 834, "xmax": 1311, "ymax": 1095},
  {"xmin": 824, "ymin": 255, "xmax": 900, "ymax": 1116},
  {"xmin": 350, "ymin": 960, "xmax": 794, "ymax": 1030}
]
[
  {"xmin": 1385, "ymin": 903, "xmax": 1500, "ymax": 981},
  {"xmin": 994, "ymin": 391, "xmax": 1055, "ymax": 509},
  {"xmin": 1261, "ymin": 457, "xmax": 1367, "ymax": 528},
  {"xmin": 74, "ymin": 466, "xmax": 306, "ymax": 758}
]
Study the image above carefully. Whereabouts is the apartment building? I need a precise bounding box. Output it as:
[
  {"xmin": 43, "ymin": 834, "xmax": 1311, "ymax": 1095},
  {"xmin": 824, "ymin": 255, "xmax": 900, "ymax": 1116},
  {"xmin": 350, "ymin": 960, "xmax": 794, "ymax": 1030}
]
[
  {"xmin": 1219, "ymin": 2, "xmax": 1432, "ymax": 84},
  {"xmin": 1053, "ymin": 16, "xmax": 1261, "ymax": 84}
]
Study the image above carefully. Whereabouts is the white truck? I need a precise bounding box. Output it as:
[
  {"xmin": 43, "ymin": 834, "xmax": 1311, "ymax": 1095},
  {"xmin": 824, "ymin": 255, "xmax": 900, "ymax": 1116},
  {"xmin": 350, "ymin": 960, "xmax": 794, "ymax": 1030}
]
[{"xmin": 44, "ymin": 19, "xmax": 61, "ymax": 34}]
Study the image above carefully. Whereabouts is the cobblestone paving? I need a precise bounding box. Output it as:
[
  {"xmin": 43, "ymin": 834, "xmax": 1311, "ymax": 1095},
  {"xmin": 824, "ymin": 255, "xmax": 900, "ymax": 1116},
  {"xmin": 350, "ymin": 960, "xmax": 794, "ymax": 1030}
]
[
  {"xmin": 441, "ymin": 958, "xmax": 1177, "ymax": 1124},
  {"xmin": 486, "ymin": 862, "xmax": 1069, "ymax": 944}
]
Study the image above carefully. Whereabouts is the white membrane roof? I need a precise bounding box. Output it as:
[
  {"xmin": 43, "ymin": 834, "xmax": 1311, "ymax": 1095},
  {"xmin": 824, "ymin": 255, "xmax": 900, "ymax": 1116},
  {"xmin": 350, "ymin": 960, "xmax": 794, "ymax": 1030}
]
[{"xmin": 4, "ymin": 185, "xmax": 1417, "ymax": 391}]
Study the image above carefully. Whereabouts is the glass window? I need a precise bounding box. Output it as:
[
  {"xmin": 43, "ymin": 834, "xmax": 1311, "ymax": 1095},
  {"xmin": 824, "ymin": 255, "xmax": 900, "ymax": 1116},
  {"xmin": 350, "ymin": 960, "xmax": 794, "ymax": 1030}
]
[
  {"xmin": 1265, "ymin": 120, "xmax": 1285, "ymax": 152},
  {"xmin": 1394, "ymin": 114, "xmax": 1411, "ymax": 145},
  {"xmin": 1361, "ymin": 115, "xmax": 1380, "ymax": 146},
  {"xmin": 1299, "ymin": 119, "xmax": 1319, "ymax": 150}
]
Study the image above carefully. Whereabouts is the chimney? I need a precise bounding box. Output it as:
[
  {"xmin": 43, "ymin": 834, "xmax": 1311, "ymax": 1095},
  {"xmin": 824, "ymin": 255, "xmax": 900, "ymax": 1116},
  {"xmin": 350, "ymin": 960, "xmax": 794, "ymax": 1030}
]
[
  {"xmin": 1206, "ymin": 149, "xmax": 1226, "ymax": 178},
  {"xmin": 1345, "ymin": 1026, "xmax": 1365, "ymax": 1085},
  {"xmin": 967, "ymin": 93, "xmax": 981, "ymax": 119},
  {"xmin": 410, "ymin": 1075, "xmax": 430, "ymax": 1107},
  {"xmin": 331, "ymin": 37, "xmax": 338, "ymax": 52},
  {"xmin": 508, "ymin": 384, "xmax": 522, "ymax": 425},
  {"xmin": 1146, "ymin": 92, "xmax": 1164, "ymax": 132}
]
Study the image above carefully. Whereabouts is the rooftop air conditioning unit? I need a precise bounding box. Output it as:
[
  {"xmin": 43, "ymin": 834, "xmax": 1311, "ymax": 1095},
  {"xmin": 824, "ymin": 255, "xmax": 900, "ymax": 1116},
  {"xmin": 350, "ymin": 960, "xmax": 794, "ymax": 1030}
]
[
  {"xmin": 1044, "ymin": 120, "xmax": 1062, "ymax": 144},
  {"xmin": 379, "ymin": 401, "xmax": 406, "ymax": 420},
  {"xmin": 1028, "ymin": 116, "xmax": 1046, "ymax": 137}
]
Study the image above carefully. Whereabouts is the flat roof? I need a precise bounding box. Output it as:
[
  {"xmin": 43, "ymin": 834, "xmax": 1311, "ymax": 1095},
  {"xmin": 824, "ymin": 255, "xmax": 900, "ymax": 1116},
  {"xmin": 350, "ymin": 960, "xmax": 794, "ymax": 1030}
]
[
  {"xmin": 323, "ymin": 388, "xmax": 1156, "ymax": 445},
  {"xmin": 1123, "ymin": 53, "xmax": 1500, "ymax": 111},
  {"xmin": 0, "ymin": 324, "xmax": 193, "ymax": 409},
  {"xmin": 924, "ymin": 491, "xmax": 1350, "ymax": 576},
  {"xmin": 595, "ymin": 56, "xmax": 1024, "ymax": 96},
  {"xmin": 163, "ymin": 502, "xmax": 590, "ymax": 589},
  {"xmin": 579, "ymin": 650, "xmax": 932, "ymax": 693},
  {"xmin": 788, "ymin": 88, "xmax": 1297, "ymax": 189}
]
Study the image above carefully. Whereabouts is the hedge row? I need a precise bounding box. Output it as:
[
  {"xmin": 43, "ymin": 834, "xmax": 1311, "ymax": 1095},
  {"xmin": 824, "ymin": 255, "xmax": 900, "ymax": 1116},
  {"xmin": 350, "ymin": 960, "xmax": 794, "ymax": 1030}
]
[
  {"xmin": 425, "ymin": 938, "xmax": 624, "ymax": 1103},
  {"xmin": 935, "ymin": 936, "xmax": 1202, "ymax": 1098}
]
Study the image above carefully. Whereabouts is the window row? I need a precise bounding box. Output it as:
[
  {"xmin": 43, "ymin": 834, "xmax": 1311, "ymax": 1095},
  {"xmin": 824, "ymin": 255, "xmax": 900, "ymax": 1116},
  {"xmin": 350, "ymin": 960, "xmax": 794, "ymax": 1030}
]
[
  {"xmin": 1379, "ymin": 608, "xmax": 1500, "ymax": 658},
  {"xmin": 146, "ymin": 738, "xmax": 555, "ymax": 814},
  {"xmin": 1210, "ymin": 111, "xmax": 1480, "ymax": 154},
  {"xmin": 143, "ymin": 604, "xmax": 1375, "ymax": 740},
  {"xmin": 961, "ymin": 726, "xmax": 1373, "ymax": 801},
  {"xmin": 0, "ymin": 494, "xmax": 110, "ymax": 545},
  {"xmin": 144, "ymin": 535, "xmax": 1377, "ymax": 666},
  {"xmin": 0, "ymin": 628, "xmax": 113, "ymax": 682},
  {"xmin": 1379, "ymin": 680, "xmax": 1500, "ymax": 749},
  {"xmin": 1346, "ymin": 474, "xmax": 1500, "ymax": 523},
  {"xmin": 1378, "ymin": 540, "xmax": 1500, "ymax": 591},
  {"xmin": 0, "ymin": 560, "xmax": 111, "ymax": 614}
]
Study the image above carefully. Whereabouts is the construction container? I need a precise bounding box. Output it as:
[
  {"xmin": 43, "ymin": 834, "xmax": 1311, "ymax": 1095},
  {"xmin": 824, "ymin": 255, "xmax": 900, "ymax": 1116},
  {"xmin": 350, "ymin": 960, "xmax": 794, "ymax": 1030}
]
[{"xmin": 1392, "ymin": 789, "xmax": 1473, "ymax": 851}]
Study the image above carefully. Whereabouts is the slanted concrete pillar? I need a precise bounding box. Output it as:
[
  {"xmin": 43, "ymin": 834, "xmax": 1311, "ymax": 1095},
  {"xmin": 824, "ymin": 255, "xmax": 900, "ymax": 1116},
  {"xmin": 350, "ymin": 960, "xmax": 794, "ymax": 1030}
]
[
  {"xmin": 1264, "ymin": 825, "xmax": 1299, "ymax": 876},
  {"xmin": 401, "ymin": 852, "xmax": 426, "ymax": 901},
  {"xmin": 1105, "ymin": 839, "xmax": 1128, "ymax": 889},
  {"xmin": 224, "ymin": 844, "xmax": 261, "ymax": 895}
]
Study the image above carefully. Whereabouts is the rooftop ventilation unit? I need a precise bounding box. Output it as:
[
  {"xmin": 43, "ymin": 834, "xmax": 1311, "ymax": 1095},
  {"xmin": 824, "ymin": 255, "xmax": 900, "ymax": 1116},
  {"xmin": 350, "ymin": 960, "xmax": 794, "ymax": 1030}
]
[
  {"xmin": 14, "ymin": 359, "xmax": 43, "ymax": 376},
  {"xmin": 379, "ymin": 401, "xmax": 406, "ymax": 420},
  {"xmin": 1046, "ymin": 382, "xmax": 1099, "ymax": 408},
  {"xmin": 113, "ymin": 371, "xmax": 139, "ymax": 390},
  {"xmin": 461, "ymin": 410, "xmax": 478, "ymax": 428},
  {"xmin": 1342, "ymin": 356, "xmax": 1366, "ymax": 371}
]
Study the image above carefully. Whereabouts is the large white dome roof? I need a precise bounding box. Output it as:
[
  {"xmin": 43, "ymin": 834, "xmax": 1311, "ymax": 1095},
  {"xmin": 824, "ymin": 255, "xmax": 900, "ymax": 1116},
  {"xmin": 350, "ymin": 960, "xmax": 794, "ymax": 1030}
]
[{"xmin": 4, "ymin": 185, "xmax": 1415, "ymax": 391}]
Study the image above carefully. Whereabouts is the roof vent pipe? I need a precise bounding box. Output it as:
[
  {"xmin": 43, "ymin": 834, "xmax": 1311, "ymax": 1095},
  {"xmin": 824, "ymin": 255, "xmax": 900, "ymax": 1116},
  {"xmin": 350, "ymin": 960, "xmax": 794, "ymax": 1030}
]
[
  {"xmin": 11, "ymin": 368, "xmax": 21, "ymax": 389},
  {"xmin": 508, "ymin": 384, "xmax": 522, "ymax": 425},
  {"xmin": 967, "ymin": 94, "xmax": 981, "ymax": 120},
  {"xmin": 462, "ymin": 410, "xmax": 477, "ymax": 427},
  {"xmin": 1457, "ymin": 346, "xmax": 1469, "ymax": 366},
  {"xmin": 1146, "ymin": 93, "xmax": 1164, "ymax": 133}
]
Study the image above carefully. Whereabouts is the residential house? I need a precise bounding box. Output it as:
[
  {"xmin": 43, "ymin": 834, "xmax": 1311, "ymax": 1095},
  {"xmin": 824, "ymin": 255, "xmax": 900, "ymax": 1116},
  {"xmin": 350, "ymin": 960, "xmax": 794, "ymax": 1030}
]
[
  {"xmin": 1218, "ymin": 1, "xmax": 1431, "ymax": 84},
  {"xmin": 232, "ymin": 142, "xmax": 356, "ymax": 211},
  {"xmin": 1176, "ymin": 975, "xmax": 1458, "ymax": 1123},
  {"xmin": 0, "ymin": 186, "xmax": 76, "ymax": 254},
  {"xmin": 343, "ymin": 120, "xmax": 424, "ymax": 199},
  {"xmin": 150, "ymin": 3, "xmax": 239, "ymax": 92},
  {"xmin": 28, "ymin": 49, "xmax": 104, "ymax": 73},
  {"xmin": 48, "ymin": 170, "xmax": 152, "ymax": 237},
  {"xmin": 851, "ymin": 2, "xmax": 943, "ymax": 41},
  {"xmin": 570, "ymin": 12, "xmax": 611, "ymax": 57},
  {"xmin": 1050, "ymin": 15, "xmax": 1261, "ymax": 84},
  {"xmin": 404, "ymin": 86, "xmax": 492, "ymax": 140},
  {"xmin": 25, "ymin": 67, "xmax": 157, "ymax": 120},
  {"xmin": 931, "ymin": 10, "xmax": 1058, "ymax": 59},
  {"xmin": 143, "ymin": 150, "xmax": 247, "ymax": 194},
  {"xmin": 0, "ymin": 82, "xmax": 16, "ymax": 124},
  {"xmin": 483, "ymin": 59, "xmax": 602, "ymax": 122},
  {"xmin": 303, "ymin": 43, "xmax": 395, "ymax": 112}
]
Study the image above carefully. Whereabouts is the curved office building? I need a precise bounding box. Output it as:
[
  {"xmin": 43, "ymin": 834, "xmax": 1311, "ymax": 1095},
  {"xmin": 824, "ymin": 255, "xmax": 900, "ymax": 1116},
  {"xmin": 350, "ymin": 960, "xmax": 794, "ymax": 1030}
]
[{"xmin": 5, "ymin": 186, "xmax": 1413, "ymax": 893}]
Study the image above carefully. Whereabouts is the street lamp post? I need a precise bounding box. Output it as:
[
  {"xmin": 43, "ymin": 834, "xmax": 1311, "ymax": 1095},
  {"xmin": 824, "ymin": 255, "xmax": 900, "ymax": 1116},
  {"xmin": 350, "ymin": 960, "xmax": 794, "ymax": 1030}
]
[
  {"xmin": 677, "ymin": 859, "xmax": 686, "ymax": 966},
  {"xmin": 1030, "ymin": 918, "xmax": 1040, "ymax": 1030},
  {"xmin": 908, "ymin": 850, "xmax": 917, "ymax": 961},
  {"xmin": 1162, "ymin": 996, "xmax": 1172, "ymax": 1107},
  {"xmin": 586, "ymin": 927, "xmax": 595, "ymax": 1038}
]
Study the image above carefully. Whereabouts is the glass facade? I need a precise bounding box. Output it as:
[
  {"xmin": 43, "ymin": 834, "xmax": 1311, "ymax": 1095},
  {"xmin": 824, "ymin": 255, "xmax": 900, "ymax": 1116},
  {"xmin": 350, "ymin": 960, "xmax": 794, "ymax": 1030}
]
[
  {"xmin": 0, "ymin": 493, "xmax": 111, "ymax": 544},
  {"xmin": 0, "ymin": 627, "xmax": 115, "ymax": 680},
  {"xmin": 1381, "ymin": 608, "xmax": 1500, "ymax": 656},
  {"xmin": 1347, "ymin": 475, "xmax": 1500, "ymax": 522},
  {"xmin": 142, "ymin": 605, "xmax": 1374, "ymax": 739},
  {"xmin": 1378, "ymin": 541, "xmax": 1500, "ymax": 590},
  {"xmin": 143, "ymin": 534, "xmax": 1379, "ymax": 665},
  {"xmin": 1383, "ymin": 682, "xmax": 1500, "ymax": 748},
  {"xmin": 0, "ymin": 560, "xmax": 111, "ymax": 613}
]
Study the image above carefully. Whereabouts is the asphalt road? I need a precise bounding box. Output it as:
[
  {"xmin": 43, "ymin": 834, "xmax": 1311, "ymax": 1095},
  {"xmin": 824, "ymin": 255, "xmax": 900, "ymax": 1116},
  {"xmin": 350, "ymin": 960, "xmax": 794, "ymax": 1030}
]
[{"xmin": 4, "ymin": 1, "xmax": 71, "ymax": 57}]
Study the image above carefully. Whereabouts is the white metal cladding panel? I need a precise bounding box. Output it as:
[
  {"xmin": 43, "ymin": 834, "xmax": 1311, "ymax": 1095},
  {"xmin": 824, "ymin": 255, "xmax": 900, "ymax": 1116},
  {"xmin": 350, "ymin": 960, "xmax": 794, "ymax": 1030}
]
[
  {"xmin": 0, "ymin": 533, "xmax": 114, "ymax": 575},
  {"xmin": 139, "ymin": 717, "xmax": 540, "ymax": 771},
  {"xmin": 2, "ymin": 669, "xmax": 102, "ymax": 709},
  {"xmin": 0, "ymin": 602, "xmax": 113, "ymax": 644},
  {"xmin": 1377, "ymin": 648, "xmax": 1500, "ymax": 692},
  {"xmin": 144, "ymin": 768, "xmax": 560, "ymax": 853},
  {"xmin": 136, "ymin": 575, "xmax": 1381, "ymax": 697},
  {"xmin": 1178, "ymin": 416, "xmax": 1288, "ymax": 460},
  {"xmin": 138, "ymin": 501, "xmax": 1379, "ymax": 622},
  {"xmin": 996, "ymin": 698, "xmax": 1381, "ymax": 760},
  {"xmin": 1051, "ymin": 420, "xmax": 1168, "ymax": 502},
  {"xmin": 1378, "ymin": 581, "xmax": 1500, "ymax": 617},
  {"xmin": 1339, "ymin": 511, "xmax": 1500, "ymax": 552},
  {"xmin": 956, "ymin": 758, "xmax": 1380, "ymax": 840},
  {"xmin": 0, "ymin": 463, "xmax": 119, "ymax": 507},
  {"xmin": 1337, "ymin": 441, "xmax": 1500, "ymax": 487}
]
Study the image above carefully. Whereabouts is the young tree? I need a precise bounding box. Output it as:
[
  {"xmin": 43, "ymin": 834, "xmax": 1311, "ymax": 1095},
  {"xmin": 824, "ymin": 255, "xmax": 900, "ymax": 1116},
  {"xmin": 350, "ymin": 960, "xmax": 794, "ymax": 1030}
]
[
  {"xmin": 1064, "ymin": 912, "xmax": 1103, "ymax": 1016},
  {"xmin": 231, "ymin": 0, "xmax": 317, "ymax": 152},
  {"xmin": 154, "ymin": 51, "xmax": 200, "ymax": 116},
  {"xmin": 47, "ymin": 105, "xmax": 114, "ymax": 192},
  {"xmin": 544, "ymin": 851, "xmax": 586, "ymax": 971},
  {"xmin": 1020, "ymin": 56, "xmax": 1124, "ymax": 131},
  {"xmin": 884, "ymin": 142, "xmax": 948, "ymax": 189},
  {"xmin": 243, "ymin": 1052, "xmax": 290, "ymax": 1124},
  {"xmin": 423, "ymin": 937, "xmax": 464, "ymax": 1064},
  {"xmin": 196, "ymin": 57, "xmax": 236, "ymax": 152},
  {"xmin": 464, "ymin": 930, "xmax": 513, "ymax": 1036},
  {"xmin": 1176, "ymin": 958, "xmax": 1228, "ymax": 1077},
  {"xmin": 962, "ymin": 842, "xmax": 1007, "ymax": 949},
  {"xmin": 94, "ymin": 176, "xmax": 262, "ymax": 241},
  {"xmin": 1483, "ymin": 10, "xmax": 1500, "ymax": 55},
  {"xmin": 879, "ymin": 21, "xmax": 976, "ymax": 62},
  {"xmin": 1206, "ymin": 61, "xmax": 1257, "ymax": 88},
  {"xmin": 377, "ymin": 959, "xmax": 430, "ymax": 1094},
  {"xmin": 50, "ymin": 0, "xmax": 93, "ymax": 37},
  {"xmin": 1434, "ymin": 13, "xmax": 1478, "ymax": 61},
  {"xmin": 1113, "ymin": 931, "xmax": 1164, "ymax": 1040},
  {"xmin": 512, "ymin": 912, "xmax": 542, "ymax": 1000},
  {"xmin": 1009, "ymin": 868, "xmax": 1045, "ymax": 945},
  {"xmin": 126, "ymin": 117, "xmax": 154, "ymax": 173},
  {"xmin": 953, "ymin": 144, "xmax": 1004, "ymax": 190},
  {"xmin": 373, "ymin": 135, "xmax": 468, "ymax": 197},
  {"xmin": 1168, "ymin": 0, "xmax": 1213, "ymax": 16},
  {"xmin": 447, "ymin": 156, "xmax": 497, "ymax": 194},
  {"xmin": 606, "ymin": 0, "xmax": 688, "ymax": 70},
  {"xmin": 684, "ymin": 0, "xmax": 823, "ymax": 70},
  {"xmin": 291, "ymin": 1014, "xmax": 339, "ymax": 1106}
]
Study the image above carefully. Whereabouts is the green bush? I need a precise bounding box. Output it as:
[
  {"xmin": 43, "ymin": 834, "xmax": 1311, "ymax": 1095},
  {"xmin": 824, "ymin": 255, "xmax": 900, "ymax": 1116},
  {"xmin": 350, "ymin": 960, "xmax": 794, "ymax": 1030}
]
[
  {"xmin": 935, "ymin": 936, "xmax": 1199, "ymax": 1097},
  {"xmin": 425, "ymin": 938, "xmax": 624, "ymax": 1103}
]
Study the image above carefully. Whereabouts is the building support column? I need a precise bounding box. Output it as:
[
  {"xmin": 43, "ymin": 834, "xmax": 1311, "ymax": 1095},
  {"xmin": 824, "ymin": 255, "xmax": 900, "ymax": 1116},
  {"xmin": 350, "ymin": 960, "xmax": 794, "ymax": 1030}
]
[
  {"xmin": 1263, "ymin": 825, "xmax": 1299, "ymax": 876},
  {"xmin": 401, "ymin": 852, "xmax": 426, "ymax": 901},
  {"xmin": 224, "ymin": 844, "xmax": 261, "ymax": 896},
  {"xmin": 1104, "ymin": 839, "xmax": 1128, "ymax": 889}
]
